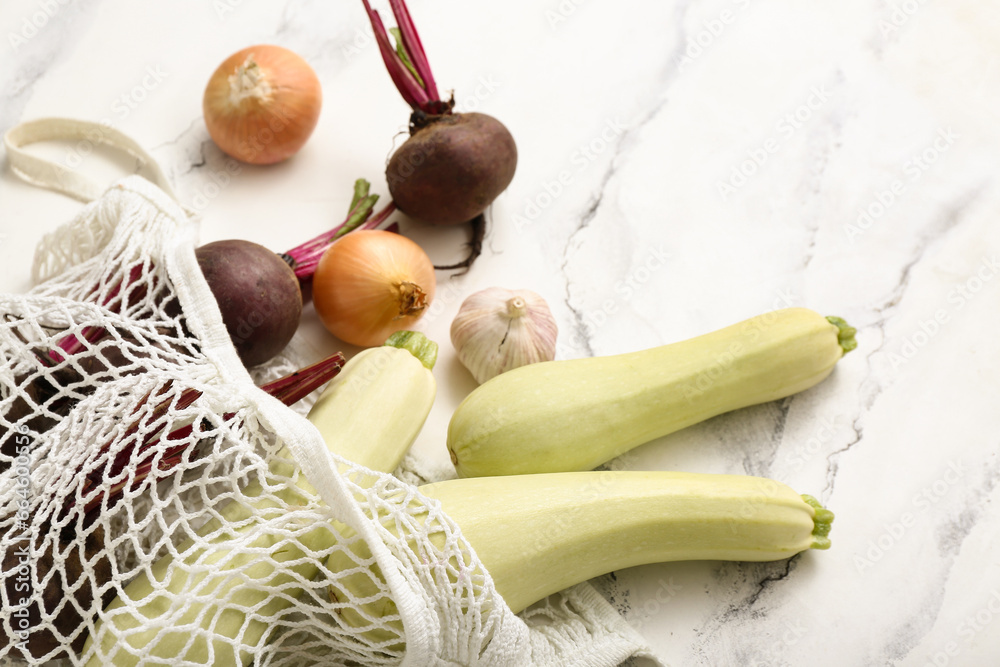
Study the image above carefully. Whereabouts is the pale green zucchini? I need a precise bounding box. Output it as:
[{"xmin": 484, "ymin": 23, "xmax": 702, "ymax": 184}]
[
  {"xmin": 421, "ymin": 471, "xmax": 831, "ymax": 613},
  {"xmin": 448, "ymin": 308, "xmax": 856, "ymax": 477},
  {"xmin": 326, "ymin": 470, "xmax": 832, "ymax": 624},
  {"xmin": 83, "ymin": 333, "xmax": 437, "ymax": 667}
]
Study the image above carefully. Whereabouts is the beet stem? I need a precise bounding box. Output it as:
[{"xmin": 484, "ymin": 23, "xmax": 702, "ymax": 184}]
[
  {"xmin": 283, "ymin": 179, "xmax": 382, "ymax": 281},
  {"xmin": 388, "ymin": 28, "xmax": 424, "ymax": 88},
  {"xmin": 46, "ymin": 263, "xmax": 145, "ymax": 364},
  {"xmin": 73, "ymin": 352, "xmax": 347, "ymax": 520},
  {"xmin": 348, "ymin": 178, "xmax": 372, "ymax": 214},
  {"xmin": 388, "ymin": 0, "xmax": 440, "ymax": 101},
  {"xmin": 258, "ymin": 351, "xmax": 346, "ymax": 405},
  {"xmin": 362, "ymin": 0, "xmax": 434, "ymax": 112},
  {"xmin": 335, "ymin": 195, "xmax": 380, "ymax": 239},
  {"xmin": 360, "ymin": 200, "xmax": 398, "ymax": 231},
  {"xmin": 48, "ymin": 326, "xmax": 108, "ymax": 364}
]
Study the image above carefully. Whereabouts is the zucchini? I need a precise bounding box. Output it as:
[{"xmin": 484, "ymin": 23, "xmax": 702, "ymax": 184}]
[
  {"xmin": 448, "ymin": 308, "xmax": 856, "ymax": 477},
  {"xmin": 327, "ymin": 471, "xmax": 833, "ymax": 621},
  {"xmin": 83, "ymin": 333, "xmax": 437, "ymax": 667}
]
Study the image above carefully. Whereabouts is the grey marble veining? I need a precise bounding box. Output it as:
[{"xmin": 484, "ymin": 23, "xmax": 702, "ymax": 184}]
[{"xmin": 1, "ymin": 0, "xmax": 999, "ymax": 665}]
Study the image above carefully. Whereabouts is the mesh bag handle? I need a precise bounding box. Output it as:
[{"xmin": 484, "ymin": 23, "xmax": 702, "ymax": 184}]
[
  {"xmin": 4, "ymin": 119, "xmax": 198, "ymax": 284},
  {"xmin": 3, "ymin": 118, "xmax": 188, "ymax": 211}
]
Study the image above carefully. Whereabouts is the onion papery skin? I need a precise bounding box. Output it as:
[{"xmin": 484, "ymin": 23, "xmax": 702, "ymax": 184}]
[
  {"xmin": 203, "ymin": 44, "xmax": 322, "ymax": 165},
  {"xmin": 313, "ymin": 230, "xmax": 436, "ymax": 347}
]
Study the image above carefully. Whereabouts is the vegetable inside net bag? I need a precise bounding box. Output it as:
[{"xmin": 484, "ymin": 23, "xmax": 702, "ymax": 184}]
[{"xmin": 0, "ymin": 119, "xmax": 658, "ymax": 666}]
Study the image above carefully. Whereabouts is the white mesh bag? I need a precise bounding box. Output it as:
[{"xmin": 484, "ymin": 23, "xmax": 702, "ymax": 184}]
[{"xmin": 0, "ymin": 118, "xmax": 658, "ymax": 667}]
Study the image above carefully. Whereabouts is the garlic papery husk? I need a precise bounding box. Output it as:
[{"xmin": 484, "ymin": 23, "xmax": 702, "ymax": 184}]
[{"xmin": 451, "ymin": 288, "xmax": 558, "ymax": 384}]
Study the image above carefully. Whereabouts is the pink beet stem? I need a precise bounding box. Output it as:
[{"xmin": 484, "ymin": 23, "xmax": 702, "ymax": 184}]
[
  {"xmin": 77, "ymin": 352, "xmax": 347, "ymax": 520},
  {"xmin": 286, "ymin": 201, "xmax": 369, "ymax": 265},
  {"xmin": 78, "ymin": 384, "xmax": 201, "ymax": 507},
  {"xmin": 388, "ymin": 0, "xmax": 439, "ymax": 101},
  {"xmin": 101, "ymin": 264, "xmax": 146, "ymax": 311},
  {"xmin": 47, "ymin": 325, "xmax": 108, "ymax": 364},
  {"xmin": 257, "ymin": 351, "xmax": 346, "ymax": 405},
  {"xmin": 362, "ymin": 0, "xmax": 433, "ymax": 112},
  {"xmin": 360, "ymin": 200, "xmax": 398, "ymax": 231},
  {"xmin": 139, "ymin": 386, "xmax": 203, "ymax": 447},
  {"xmin": 47, "ymin": 263, "xmax": 146, "ymax": 365},
  {"xmin": 285, "ymin": 195, "xmax": 380, "ymax": 281}
]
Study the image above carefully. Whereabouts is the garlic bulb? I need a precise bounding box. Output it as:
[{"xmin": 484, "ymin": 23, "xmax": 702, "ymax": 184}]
[{"xmin": 451, "ymin": 288, "xmax": 558, "ymax": 384}]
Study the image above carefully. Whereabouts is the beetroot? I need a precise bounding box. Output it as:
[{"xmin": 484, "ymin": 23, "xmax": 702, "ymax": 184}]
[
  {"xmin": 195, "ymin": 240, "xmax": 303, "ymax": 367},
  {"xmin": 387, "ymin": 112, "xmax": 517, "ymax": 226},
  {"xmin": 0, "ymin": 523, "xmax": 112, "ymax": 660},
  {"xmin": 363, "ymin": 0, "xmax": 518, "ymax": 270}
]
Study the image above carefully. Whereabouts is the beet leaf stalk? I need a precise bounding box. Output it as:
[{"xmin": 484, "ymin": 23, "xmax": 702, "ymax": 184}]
[
  {"xmin": 361, "ymin": 0, "xmax": 518, "ymax": 273},
  {"xmin": 281, "ymin": 178, "xmax": 397, "ymax": 282},
  {"xmin": 0, "ymin": 353, "xmax": 345, "ymax": 661},
  {"xmin": 5, "ymin": 265, "xmax": 154, "ymax": 466},
  {"xmin": 44, "ymin": 263, "xmax": 148, "ymax": 366},
  {"xmin": 72, "ymin": 351, "xmax": 346, "ymax": 523},
  {"xmin": 362, "ymin": 0, "xmax": 449, "ymax": 116}
]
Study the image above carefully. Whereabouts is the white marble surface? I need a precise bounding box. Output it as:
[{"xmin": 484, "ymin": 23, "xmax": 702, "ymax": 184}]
[{"xmin": 2, "ymin": 0, "xmax": 999, "ymax": 665}]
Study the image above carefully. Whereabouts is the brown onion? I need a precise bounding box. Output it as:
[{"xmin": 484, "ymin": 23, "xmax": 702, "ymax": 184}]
[
  {"xmin": 313, "ymin": 230, "xmax": 436, "ymax": 347},
  {"xmin": 203, "ymin": 44, "xmax": 322, "ymax": 165}
]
